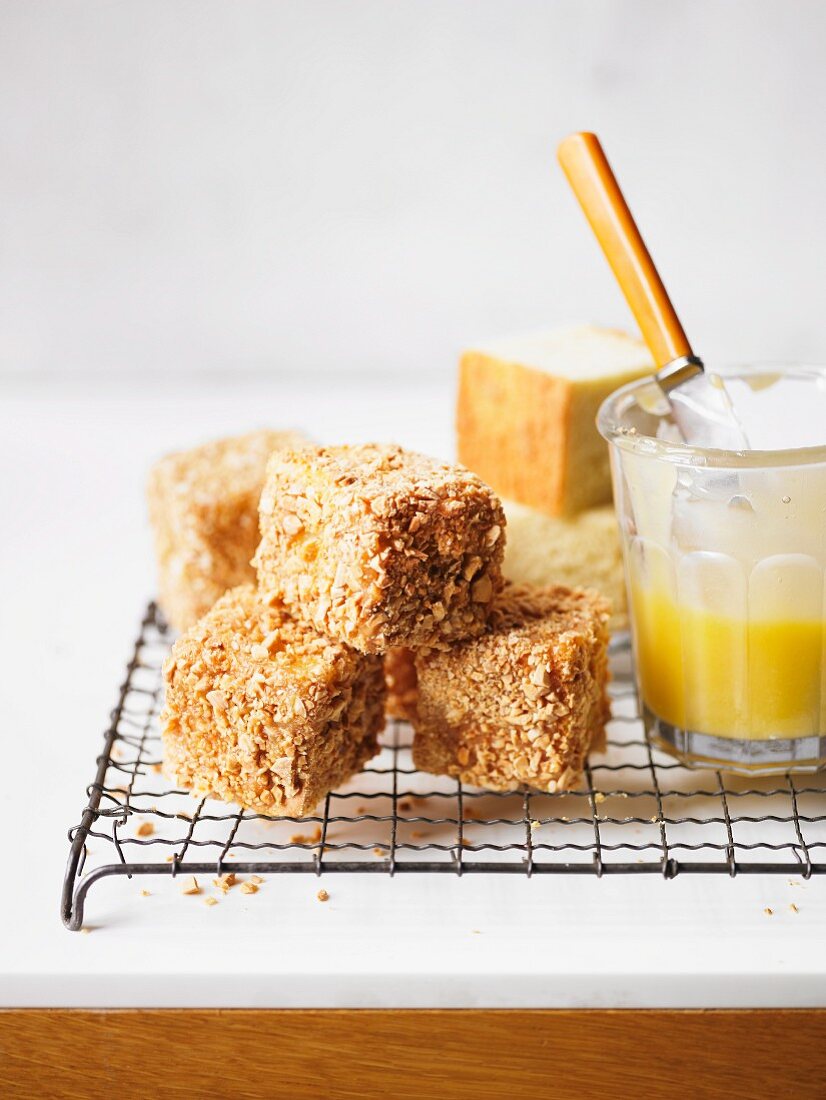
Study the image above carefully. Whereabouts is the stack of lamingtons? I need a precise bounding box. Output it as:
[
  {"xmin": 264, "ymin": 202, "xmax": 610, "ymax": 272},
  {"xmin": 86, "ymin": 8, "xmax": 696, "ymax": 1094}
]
[{"xmin": 149, "ymin": 438, "xmax": 611, "ymax": 817}]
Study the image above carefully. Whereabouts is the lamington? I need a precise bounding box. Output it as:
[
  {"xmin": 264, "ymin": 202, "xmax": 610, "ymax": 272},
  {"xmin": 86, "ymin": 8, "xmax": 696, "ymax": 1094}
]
[
  {"xmin": 161, "ymin": 585, "xmax": 385, "ymax": 816},
  {"xmin": 147, "ymin": 428, "xmax": 305, "ymax": 631},
  {"xmin": 254, "ymin": 443, "xmax": 506, "ymax": 654},
  {"xmin": 502, "ymin": 499, "xmax": 627, "ymax": 632},
  {"xmin": 412, "ymin": 582, "xmax": 610, "ymax": 792}
]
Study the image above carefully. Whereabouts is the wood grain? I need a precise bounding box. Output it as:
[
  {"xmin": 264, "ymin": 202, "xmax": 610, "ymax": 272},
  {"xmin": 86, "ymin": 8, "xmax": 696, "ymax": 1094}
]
[{"xmin": 3, "ymin": 1009, "xmax": 825, "ymax": 1100}]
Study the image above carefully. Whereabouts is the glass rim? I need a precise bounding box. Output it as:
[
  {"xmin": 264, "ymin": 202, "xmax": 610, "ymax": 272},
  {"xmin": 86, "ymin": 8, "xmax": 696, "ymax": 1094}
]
[{"xmin": 597, "ymin": 363, "xmax": 826, "ymax": 468}]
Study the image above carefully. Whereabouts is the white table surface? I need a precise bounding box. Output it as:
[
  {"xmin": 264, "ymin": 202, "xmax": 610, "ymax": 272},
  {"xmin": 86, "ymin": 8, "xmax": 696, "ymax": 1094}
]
[{"xmin": 2, "ymin": 372, "xmax": 824, "ymax": 1009}]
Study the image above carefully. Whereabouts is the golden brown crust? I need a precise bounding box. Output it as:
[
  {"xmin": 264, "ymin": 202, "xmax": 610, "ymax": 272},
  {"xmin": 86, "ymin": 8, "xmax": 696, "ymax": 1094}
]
[
  {"xmin": 160, "ymin": 585, "xmax": 386, "ymax": 816},
  {"xmin": 456, "ymin": 328, "xmax": 653, "ymax": 516},
  {"xmin": 254, "ymin": 443, "xmax": 506, "ymax": 654},
  {"xmin": 384, "ymin": 647, "xmax": 418, "ymax": 723},
  {"xmin": 147, "ymin": 429, "xmax": 306, "ymax": 631},
  {"xmin": 458, "ymin": 352, "xmax": 571, "ymax": 515},
  {"xmin": 412, "ymin": 582, "xmax": 611, "ymax": 793}
]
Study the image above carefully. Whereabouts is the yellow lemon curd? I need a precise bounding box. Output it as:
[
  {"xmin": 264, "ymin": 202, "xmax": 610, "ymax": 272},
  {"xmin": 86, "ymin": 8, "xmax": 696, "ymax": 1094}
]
[{"xmin": 632, "ymin": 580, "xmax": 826, "ymax": 739}]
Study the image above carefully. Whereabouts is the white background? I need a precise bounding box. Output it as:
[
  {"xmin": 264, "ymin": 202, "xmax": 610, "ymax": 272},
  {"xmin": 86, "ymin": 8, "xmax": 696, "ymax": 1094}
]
[{"xmin": 3, "ymin": 0, "xmax": 826, "ymax": 379}]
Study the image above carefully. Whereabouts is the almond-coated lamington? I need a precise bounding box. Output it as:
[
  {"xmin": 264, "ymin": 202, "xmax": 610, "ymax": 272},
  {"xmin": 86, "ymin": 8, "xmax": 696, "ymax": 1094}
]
[
  {"xmin": 147, "ymin": 428, "xmax": 305, "ymax": 631},
  {"xmin": 161, "ymin": 585, "xmax": 385, "ymax": 816},
  {"xmin": 412, "ymin": 582, "xmax": 610, "ymax": 792},
  {"xmin": 254, "ymin": 444, "xmax": 506, "ymax": 654}
]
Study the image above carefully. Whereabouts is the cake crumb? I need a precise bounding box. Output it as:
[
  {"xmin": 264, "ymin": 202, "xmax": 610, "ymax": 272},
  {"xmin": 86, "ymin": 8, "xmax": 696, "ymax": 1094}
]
[
  {"xmin": 373, "ymin": 847, "xmax": 386, "ymax": 857},
  {"xmin": 181, "ymin": 876, "xmax": 201, "ymax": 896},
  {"xmin": 165, "ymin": 855, "xmax": 175, "ymax": 863},
  {"xmin": 152, "ymin": 763, "xmax": 163, "ymax": 774},
  {"xmin": 290, "ymin": 829, "xmax": 322, "ymax": 844},
  {"xmin": 250, "ymin": 875, "xmax": 264, "ymax": 885},
  {"xmin": 136, "ymin": 821, "xmax": 155, "ymax": 837},
  {"xmin": 80, "ymin": 927, "xmax": 92, "ymax": 935},
  {"xmin": 213, "ymin": 872, "xmax": 237, "ymax": 891},
  {"xmin": 789, "ymin": 903, "xmax": 799, "ymax": 914},
  {"xmin": 140, "ymin": 889, "xmax": 151, "ymax": 898},
  {"xmin": 317, "ymin": 889, "xmax": 330, "ymax": 902},
  {"xmin": 764, "ymin": 907, "xmax": 773, "ymax": 916},
  {"xmin": 240, "ymin": 881, "xmax": 258, "ymax": 895},
  {"xmin": 530, "ymin": 820, "xmax": 541, "ymax": 830},
  {"xmin": 594, "ymin": 792, "xmax": 606, "ymax": 804},
  {"xmin": 204, "ymin": 896, "xmax": 218, "ymax": 907}
]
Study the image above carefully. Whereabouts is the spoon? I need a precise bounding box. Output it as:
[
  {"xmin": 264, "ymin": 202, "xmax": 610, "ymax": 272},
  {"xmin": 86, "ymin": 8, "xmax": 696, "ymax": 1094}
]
[{"xmin": 557, "ymin": 131, "xmax": 749, "ymax": 450}]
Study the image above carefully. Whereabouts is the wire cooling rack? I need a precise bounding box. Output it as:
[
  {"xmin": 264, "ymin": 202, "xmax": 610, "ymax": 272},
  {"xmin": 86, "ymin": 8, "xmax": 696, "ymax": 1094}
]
[{"xmin": 62, "ymin": 602, "xmax": 826, "ymax": 929}]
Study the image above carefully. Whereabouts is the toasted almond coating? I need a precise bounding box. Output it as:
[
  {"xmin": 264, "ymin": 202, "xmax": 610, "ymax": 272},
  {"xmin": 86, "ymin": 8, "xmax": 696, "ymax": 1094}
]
[
  {"xmin": 412, "ymin": 582, "xmax": 610, "ymax": 793},
  {"xmin": 161, "ymin": 585, "xmax": 385, "ymax": 816},
  {"xmin": 254, "ymin": 443, "xmax": 506, "ymax": 654},
  {"xmin": 147, "ymin": 429, "xmax": 306, "ymax": 631}
]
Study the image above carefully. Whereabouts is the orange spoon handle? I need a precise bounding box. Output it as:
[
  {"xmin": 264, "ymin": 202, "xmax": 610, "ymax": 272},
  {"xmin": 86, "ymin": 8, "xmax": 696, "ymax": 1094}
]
[{"xmin": 557, "ymin": 131, "xmax": 692, "ymax": 369}]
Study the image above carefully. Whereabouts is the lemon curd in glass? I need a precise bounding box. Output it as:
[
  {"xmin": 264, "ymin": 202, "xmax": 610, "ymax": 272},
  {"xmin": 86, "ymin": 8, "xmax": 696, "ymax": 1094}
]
[{"xmin": 598, "ymin": 367, "xmax": 826, "ymax": 773}]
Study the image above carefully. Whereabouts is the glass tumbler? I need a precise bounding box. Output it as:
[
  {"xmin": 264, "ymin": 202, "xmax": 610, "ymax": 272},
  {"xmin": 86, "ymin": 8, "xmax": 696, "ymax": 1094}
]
[{"xmin": 598, "ymin": 366, "xmax": 826, "ymax": 774}]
